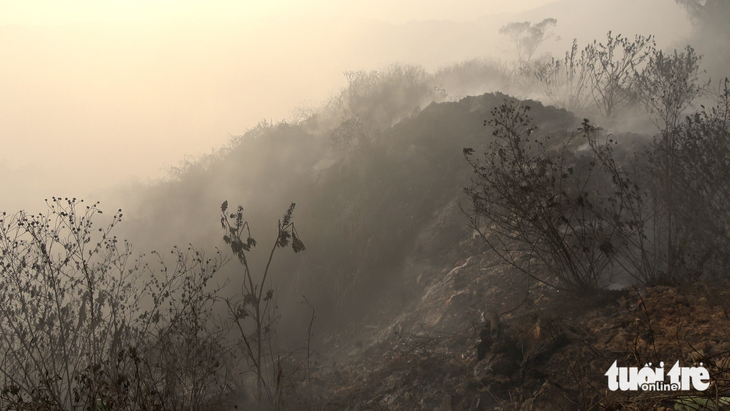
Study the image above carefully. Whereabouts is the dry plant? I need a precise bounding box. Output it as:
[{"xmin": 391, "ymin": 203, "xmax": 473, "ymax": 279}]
[
  {"xmin": 220, "ymin": 201, "xmax": 305, "ymax": 408},
  {"xmin": 640, "ymin": 79, "xmax": 730, "ymax": 283},
  {"xmin": 463, "ymin": 102, "xmax": 637, "ymax": 291},
  {"xmin": 0, "ymin": 199, "xmax": 139, "ymax": 409},
  {"xmin": 527, "ymin": 39, "xmax": 594, "ymax": 113},
  {"xmin": 635, "ymin": 45, "xmax": 708, "ymax": 130},
  {"xmin": 0, "ymin": 198, "xmax": 232, "ymax": 410},
  {"xmin": 586, "ymin": 32, "xmax": 655, "ymax": 118},
  {"xmin": 526, "ymin": 32, "xmax": 655, "ymax": 118}
]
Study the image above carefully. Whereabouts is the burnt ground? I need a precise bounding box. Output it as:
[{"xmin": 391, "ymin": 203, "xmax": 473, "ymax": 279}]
[{"xmin": 285, "ymin": 238, "xmax": 730, "ymax": 410}]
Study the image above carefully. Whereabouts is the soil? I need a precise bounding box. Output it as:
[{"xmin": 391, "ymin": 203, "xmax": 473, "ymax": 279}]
[{"xmin": 288, "ymin": 239, "xmax": 730, "ymax": 410}]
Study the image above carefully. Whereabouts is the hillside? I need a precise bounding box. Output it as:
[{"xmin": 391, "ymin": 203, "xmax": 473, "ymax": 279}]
[
  {"xmin": 6, "ymin": 1, "xmax": 730, "ymax": 409},
  {"xmin": 292, "ymin": 239, "xmax": 730, "ymax": 410},
  {"xmin": 3, "ymin": 37, "xmax": 730, "ymax": 407},
  {"xmin": 122, "ymin": 87, "xmax": 730, "ymax": 409},
  {"xmin": 121, "ymin": 92, "xmax": 582, "ymax": 326}
]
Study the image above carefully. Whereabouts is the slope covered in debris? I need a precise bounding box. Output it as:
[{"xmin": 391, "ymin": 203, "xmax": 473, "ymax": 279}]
[
  {"xmin": 115, "ymin": 86, "xmax": 730, "ymax": 410},
  {"xmin": 302, "ymin": 237, "xmax": 730, "ymax": 410},
  {"xmin": 146, "ymin": 89, "xmax": 730, "ymax": 410}
]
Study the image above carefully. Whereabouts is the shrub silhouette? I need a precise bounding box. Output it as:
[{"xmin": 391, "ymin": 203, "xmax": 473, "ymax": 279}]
[
  {"xmin": 0, "ymin": 199, "xmax": 231, "ymax": 410},
  {"xmin": 526, "ymin": 39, "xmax": 594, "ymax": 113},
  {"xmin": 635, "ymin": 45, "xmax": 707, "ymax": 130},
  {"xmin": 525, "ymin": 32, "xmax": 655, "ymax": 117},
  {"xmin": 464, "ymin": 102, "xmax": 643, "ymax": 291},
  {"xmin": 466, "ymin": 84, "xmax": 730, "ymax": 290},
  {"xmin": 640, "ymin": 79, "xmax": 730, "ymax": 283},
  {"xmin": 221, "ymin": 201, "xmax": 305, "ymax": 408}
]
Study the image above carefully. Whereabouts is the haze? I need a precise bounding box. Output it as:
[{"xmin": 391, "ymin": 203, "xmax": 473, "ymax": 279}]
[{"xmin": 0, "ymin": 0, "xmax": 689, "ymax": 213}]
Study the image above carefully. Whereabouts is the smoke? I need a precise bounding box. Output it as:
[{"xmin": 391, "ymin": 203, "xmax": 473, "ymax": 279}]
[{"xmin": 675, "ymin": 0, "xmax": 730, "ymax": 82}]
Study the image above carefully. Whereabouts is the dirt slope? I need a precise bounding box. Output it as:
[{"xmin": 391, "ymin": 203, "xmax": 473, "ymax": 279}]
[{"xmin": 296, "ymin": 238, "xmax": 730, "ymax": 410}]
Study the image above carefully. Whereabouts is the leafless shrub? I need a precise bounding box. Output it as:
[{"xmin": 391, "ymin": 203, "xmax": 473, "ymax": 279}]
[
  {"xmin": 463, "ymin": 102, "xmax": 639, "ymax": 291},
  {"xmin": 0, "ymin": 198, "xmax": 231, "ymax": 410},
  {"xmin": 526, "ymin": 39, "xmax": 594, "ymax": 113},
  {"xmin": 525, "ymin": 32, "xmax": 655, "ymax": 118},
  {"xmin": 587, "ymin": 32, "xmax": 655, "ymax": 118},
  {"xmin": 641, "ymin": 79, "xmax": 730, "ymax": 283},
  {"xmin": 635, "ymin": 45, "xmax": 708, "ymax": 130}
]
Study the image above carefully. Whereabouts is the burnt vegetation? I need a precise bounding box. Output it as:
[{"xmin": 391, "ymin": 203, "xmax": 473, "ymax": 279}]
[{"xmin": 3, "ymin": 4, "xmax": 730, "ymax": 409}]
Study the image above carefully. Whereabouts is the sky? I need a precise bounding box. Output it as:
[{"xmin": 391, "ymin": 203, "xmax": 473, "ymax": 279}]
[
  {"xmin": 0, "ymin": 1, "xmax": 555, "ymax": 26},
  {"xmin": 0, "ymin": 0, "xmax": 690, "ymax": 213}
]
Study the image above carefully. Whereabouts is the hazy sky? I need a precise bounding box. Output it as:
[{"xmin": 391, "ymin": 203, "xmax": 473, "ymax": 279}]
[
  {"xmin": 0, "ymin": 0, "xmax": 690, "ymax": 213},
  {"xmin": 1, "ymin": 1, "xmax": 555, "ymax": 25}
]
